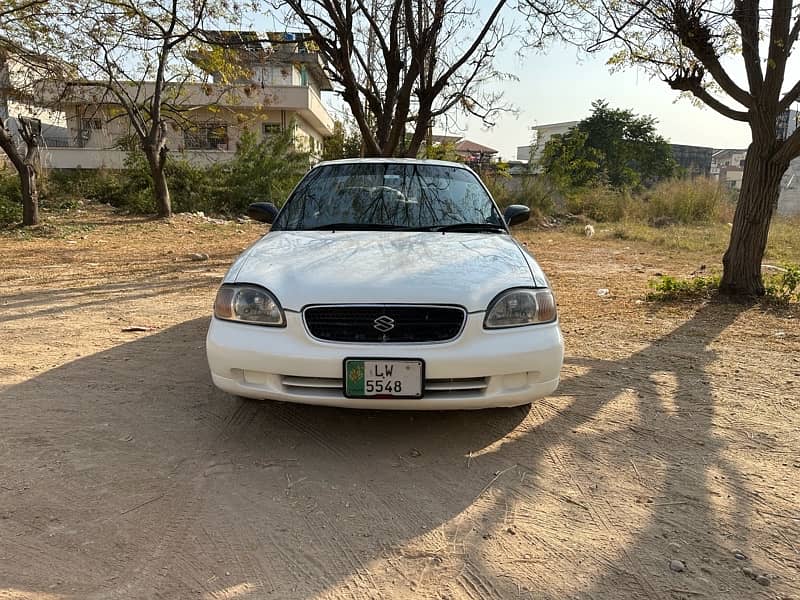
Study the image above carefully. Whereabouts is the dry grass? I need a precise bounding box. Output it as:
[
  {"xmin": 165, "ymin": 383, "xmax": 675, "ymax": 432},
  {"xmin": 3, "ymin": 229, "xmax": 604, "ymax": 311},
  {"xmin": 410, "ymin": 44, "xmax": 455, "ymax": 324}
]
[{"xmin": 567, "ymin": 216, "xmax": 800, "ymax": 265}]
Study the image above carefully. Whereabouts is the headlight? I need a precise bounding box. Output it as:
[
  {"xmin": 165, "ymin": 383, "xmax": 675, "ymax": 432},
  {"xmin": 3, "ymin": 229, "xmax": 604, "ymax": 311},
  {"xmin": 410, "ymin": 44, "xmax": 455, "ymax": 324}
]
[
  {"xmin": 484, "ymin": 288, "xmax": 557, "ymax": 328},
  {"xmin": 213, "ymin": 284, "xmax": 285, "ymax": 326}
]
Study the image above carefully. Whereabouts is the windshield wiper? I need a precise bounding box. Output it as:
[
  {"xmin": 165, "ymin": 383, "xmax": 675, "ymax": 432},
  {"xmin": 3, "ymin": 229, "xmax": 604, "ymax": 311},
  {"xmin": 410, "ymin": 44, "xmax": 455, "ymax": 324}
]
[
  {"xmin": 307, "ymin": 223, "xmax": 409, "ymax": 231},
  {"xmin": 413, "ymin": 223, "xmax": 507, "ymax": 233}
]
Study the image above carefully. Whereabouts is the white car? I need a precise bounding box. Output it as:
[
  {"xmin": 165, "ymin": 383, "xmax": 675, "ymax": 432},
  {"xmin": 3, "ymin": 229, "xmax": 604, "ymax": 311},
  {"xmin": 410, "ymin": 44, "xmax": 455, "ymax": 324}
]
[{"xmin": 206, "ymin": 159, "xmax": 563, "ymax": 410}]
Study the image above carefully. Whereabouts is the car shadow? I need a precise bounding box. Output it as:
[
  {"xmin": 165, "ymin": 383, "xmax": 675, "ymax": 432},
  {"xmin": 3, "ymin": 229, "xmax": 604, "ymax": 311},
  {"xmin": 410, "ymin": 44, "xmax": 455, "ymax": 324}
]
[{"xmin": 0, "ymin": 302, "xmax": 778, "ymax": 599}]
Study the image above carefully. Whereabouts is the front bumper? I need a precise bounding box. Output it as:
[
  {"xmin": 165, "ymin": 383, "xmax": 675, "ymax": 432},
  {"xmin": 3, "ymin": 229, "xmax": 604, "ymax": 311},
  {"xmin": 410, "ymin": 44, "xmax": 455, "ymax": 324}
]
[{"xmin": 206, "ymin": 313, "xmax": 564, "ymax": 410}]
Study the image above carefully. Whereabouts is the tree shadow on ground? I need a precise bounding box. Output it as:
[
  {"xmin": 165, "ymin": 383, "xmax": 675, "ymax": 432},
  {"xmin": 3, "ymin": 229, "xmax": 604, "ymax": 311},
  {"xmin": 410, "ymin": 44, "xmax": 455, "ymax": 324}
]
[{"xmin": 0, "ymin": 302, "xmax": 783, "ymax": 599}]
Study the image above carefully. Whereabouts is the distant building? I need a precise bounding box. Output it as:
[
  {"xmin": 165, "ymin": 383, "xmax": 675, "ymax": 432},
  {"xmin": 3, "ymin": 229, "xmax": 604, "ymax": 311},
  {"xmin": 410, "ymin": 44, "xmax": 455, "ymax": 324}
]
[
  {"xmin": 778, "ymin": 158, "xmax": 800, "ymax": 215},
  {"xmin": 711, "ymin": 148, "xmax": 748, "ymax": 189},
  {"xmin": 776, "ymin": 109, "xmax": 799, "ymax": 141},
  {"xmin": 670, "ymin": 144, "xmax": 713, "ymax": 177},
  {"xmin": 454, "ymin": 139, "xmax": 497, "ymax": 165},
  {"xmin": 517, "ymin": 120, "xmax": 579, "ymax": 169},
  {"xmin": 709, "ymin": 146, "xmax": 799, "ymax": 215}
]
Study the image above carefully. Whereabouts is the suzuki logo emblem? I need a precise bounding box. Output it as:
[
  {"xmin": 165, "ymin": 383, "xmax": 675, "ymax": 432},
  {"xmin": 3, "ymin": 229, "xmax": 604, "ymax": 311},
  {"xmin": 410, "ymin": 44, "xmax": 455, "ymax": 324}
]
[{"xmin": 373, "ymin": 315, "xmax": 395, "ymax": 333}]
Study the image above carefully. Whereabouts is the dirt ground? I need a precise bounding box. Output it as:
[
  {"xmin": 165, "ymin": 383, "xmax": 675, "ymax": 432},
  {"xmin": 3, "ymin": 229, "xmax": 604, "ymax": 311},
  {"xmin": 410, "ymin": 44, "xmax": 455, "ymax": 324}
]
[{"xmin": 1, "ymin": 205, "xmax": 798, "ymax": 600}]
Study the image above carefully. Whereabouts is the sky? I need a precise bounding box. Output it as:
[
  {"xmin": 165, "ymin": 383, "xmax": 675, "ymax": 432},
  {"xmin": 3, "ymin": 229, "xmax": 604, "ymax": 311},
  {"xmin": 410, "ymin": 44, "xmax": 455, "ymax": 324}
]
[
  {"xmin": 258, "ymin": 2, "xmax": 795, "ymax": 162},
  {"xmin": 453, "ymin": 42, "xmax": 753, "ymax": 161}
]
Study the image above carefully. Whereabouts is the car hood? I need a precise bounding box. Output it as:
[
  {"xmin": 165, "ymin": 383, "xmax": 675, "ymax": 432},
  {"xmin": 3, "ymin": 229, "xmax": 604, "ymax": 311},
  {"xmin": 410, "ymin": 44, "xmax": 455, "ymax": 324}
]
[{"xmin": 227, "ymin": 231, "xmax": 546, "ymax": 312}]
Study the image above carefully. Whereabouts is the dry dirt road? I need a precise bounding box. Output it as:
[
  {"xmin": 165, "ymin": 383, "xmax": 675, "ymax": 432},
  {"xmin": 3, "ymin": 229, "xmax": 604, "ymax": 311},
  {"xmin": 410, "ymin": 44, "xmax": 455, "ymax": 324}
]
[{"xmin": 1, "ymin": 206, "xmax": 798, "ymax": 600}]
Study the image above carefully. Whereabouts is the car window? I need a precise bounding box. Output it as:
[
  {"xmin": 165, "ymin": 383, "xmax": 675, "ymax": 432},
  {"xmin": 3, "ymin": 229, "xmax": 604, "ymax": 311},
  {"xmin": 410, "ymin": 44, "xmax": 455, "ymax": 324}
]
[{"xmin": 272, "ymin": 163, "xmax": 503, "ymax": 231}]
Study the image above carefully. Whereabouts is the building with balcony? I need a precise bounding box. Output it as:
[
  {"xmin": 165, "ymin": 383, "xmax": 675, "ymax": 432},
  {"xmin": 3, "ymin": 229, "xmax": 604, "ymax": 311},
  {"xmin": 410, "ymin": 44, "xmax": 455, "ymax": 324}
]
[{"xmin": 34, "ymin": 31, "xmax": 334, "ymax": 169}]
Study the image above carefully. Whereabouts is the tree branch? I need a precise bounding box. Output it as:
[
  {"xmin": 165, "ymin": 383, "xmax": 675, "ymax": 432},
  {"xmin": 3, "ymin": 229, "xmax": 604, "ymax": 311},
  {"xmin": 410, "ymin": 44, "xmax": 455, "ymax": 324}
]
[{"xmin": 665, "ymin": 65, "xmax": 749, "ymax": 121}]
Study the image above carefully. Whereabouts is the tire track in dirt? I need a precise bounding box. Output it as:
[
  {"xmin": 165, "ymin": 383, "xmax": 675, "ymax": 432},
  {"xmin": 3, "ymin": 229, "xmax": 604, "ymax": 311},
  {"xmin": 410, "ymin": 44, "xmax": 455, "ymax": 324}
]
[
  {"xmin": 87, "ymin": 398, "xmax": 262, "ymax": 599},
  {"xmin": 456, "ymin": 561, "xmax": 507, "ymax": 600},
  {"xmin": 534, "ymin": 405, "xmax": 665, "ymax": 600}
]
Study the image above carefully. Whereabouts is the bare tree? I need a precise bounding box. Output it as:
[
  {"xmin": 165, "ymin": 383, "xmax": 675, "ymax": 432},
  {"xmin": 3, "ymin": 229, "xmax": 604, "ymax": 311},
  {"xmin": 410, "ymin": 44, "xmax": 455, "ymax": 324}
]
[
  {"xmin": 272, "ymin": 0, "xmax": 515, "ymax": 157},
  {"xmin": 557, "ymin": 1, "xmax": 800, "ymax": 297},
  {"xmin": 1, "ymin": 8, "xmax": 69, "ymax": 226},
  {"xmin": 0, "ymin": 115, "xmax": 40, "ymax": 224},
  {"xmin": 57, "ymin": 0, "xmax": 228, "ymax": 217}
]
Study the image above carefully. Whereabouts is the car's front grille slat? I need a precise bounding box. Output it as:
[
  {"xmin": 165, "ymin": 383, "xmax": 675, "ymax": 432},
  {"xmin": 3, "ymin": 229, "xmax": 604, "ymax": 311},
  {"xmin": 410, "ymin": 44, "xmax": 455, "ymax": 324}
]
[
  {"xmin": 304, "ymin": 305, "xmax": 466, "ymax": 343},
  {"xmin": 279, "ymin": 375, "xmax": 488, "ymax": 397},
  {"xmin": 425, "ymin": 377, "xmax": 488, "ymax": 391},
  {"xmin": 281, "ymin": 376, "xmax": 342, "ymax": 390}
]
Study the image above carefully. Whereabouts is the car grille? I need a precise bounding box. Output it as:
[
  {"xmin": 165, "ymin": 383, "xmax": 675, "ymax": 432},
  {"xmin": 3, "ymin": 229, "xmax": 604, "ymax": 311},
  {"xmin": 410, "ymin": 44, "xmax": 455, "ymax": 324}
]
[
  {"xmin": 281, "ymin": 375, "xmax": 488, "ymax": 397},
  {"xmin": 303, "ymin": 305, "xmax": 466, "ymax": 343}
]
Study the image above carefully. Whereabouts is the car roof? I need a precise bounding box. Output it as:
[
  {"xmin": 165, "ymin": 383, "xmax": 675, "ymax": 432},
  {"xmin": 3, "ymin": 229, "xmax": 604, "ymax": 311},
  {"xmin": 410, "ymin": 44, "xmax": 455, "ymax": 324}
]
[{"xmin": 312, "ymin": 158, "xmax": 473, "ymax": 171}]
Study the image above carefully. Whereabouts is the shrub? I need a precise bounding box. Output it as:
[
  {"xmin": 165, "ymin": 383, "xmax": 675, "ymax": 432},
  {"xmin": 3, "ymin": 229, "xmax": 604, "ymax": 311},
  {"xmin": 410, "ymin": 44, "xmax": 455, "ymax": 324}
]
[
  {"xmin": 647, "ymin": 265, "xmax": 800, "ymax": 303},
  {"xmin": 640, "ymin": 178, "xmax": 733, "ymax": 224},
  {"xmin": 0, "ymin": 169, "xmax": 22, "ymax": 226},
  {"xmin": 87, "ymin": 149, "xmax": 224, "ymax": 215},
  {"xmin": 566, "ymin": 185, "xmax": 632, "ymax": 222},
  {"xmin": 646, "ymin": 274, "xmax": 721, "ymax": 301},
  {"xmin": 166, "ymin": 159, "xmax": 223, "ymax": 215},
  {"xmin": 765, "ymin": 264, "xmax": 800, "ymax": 302},
  {"xmin": 563, "ymin": 178, "xmax": 735, "ymax": 225},
  {"xmin": 504, "ymin": 176, "xmax": 558, "ymax": 217},
  {"xmin": 216, "ymin": 127, "xmax": 310, "ymax": 214},
  {"xmin": 45, "ymin": 168, "xmax": 126, "ymax": 206}
]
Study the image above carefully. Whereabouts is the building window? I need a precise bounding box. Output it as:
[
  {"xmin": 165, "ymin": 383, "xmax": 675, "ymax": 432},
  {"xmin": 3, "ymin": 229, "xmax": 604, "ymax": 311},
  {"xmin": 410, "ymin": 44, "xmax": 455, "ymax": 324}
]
[
  {"xmin": 81, "ymin": 118, "xmax": 102, "ymax": 130},
  {"xmin": 263, "ymin": 123, "xmax": 282, "ymax": 137},
  {"xmin": 184, "ymin": 124, "xmax": 228, "ymax": 150}
]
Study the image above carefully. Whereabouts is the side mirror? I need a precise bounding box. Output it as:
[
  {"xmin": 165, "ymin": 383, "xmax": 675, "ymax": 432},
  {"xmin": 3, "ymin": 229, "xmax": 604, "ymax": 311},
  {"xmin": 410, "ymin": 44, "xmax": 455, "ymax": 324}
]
[
  {"xmin": 247, "ymin": 202, "xmax": 279, "ymax": 224},
  {"xmin": 503, "ymin": 204, "xmax": 530, "ymax": 227}
]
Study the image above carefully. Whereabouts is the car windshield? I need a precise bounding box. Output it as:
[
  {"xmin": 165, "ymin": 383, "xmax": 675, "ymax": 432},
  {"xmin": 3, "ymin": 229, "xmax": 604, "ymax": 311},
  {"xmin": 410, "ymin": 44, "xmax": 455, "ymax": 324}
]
[{"xmin": 271, "ymin": 163, "xmax": 505, "ymax": 231}]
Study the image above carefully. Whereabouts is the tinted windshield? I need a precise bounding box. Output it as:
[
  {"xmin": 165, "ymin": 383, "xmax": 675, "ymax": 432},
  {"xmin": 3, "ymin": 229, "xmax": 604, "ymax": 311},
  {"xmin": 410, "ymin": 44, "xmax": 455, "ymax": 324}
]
[{"xmin": 272, "ymin": 163, "xmax": 504, "ymax": 231}]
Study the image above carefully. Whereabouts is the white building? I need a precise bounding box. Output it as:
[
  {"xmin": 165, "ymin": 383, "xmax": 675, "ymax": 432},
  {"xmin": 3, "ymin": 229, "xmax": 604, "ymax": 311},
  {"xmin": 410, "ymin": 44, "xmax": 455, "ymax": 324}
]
[
  {"xmin": 26, "ymin": 31, "xmax": 334, "ymax": 169},
  {"xmin": 711, "ymin": 148, "xmax": 747, "ymax": 189},
  {"xmin": 516, "ymin": 121, "xmax": 579, "ymax": 171},
  {"xmin": 0, "ymin": 46, "xmax": 70, "ymax": 148}
]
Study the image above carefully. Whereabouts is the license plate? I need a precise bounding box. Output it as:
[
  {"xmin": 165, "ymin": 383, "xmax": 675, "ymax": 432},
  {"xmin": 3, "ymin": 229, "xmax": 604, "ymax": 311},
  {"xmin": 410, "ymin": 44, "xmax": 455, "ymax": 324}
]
[{"xmin": 344, "ymin": 359, "xmax": 424, "ymax": 399}]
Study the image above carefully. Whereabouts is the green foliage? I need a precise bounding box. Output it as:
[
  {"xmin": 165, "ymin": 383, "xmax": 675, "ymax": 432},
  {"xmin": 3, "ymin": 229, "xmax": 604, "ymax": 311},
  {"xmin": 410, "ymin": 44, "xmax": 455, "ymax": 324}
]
[
  {"xmin": 640, "ymin": 178, "xmax": 734, "ymax": 224},
  {"xmin": 107, "ymin": 149, "xmax": 223, "ymax": 215},
  {"xmin": 566, "ymin": 185, "xmax": 633, "ymax": 222},
  {"xmin": 423, "ymin": 141, "xmax": 463, "ymax": 162},
  {"xmin": 166, "ymin": 159, "xmax": 222, "ymax": 214},
  {"xmin": 5, "ymin": 168, "xmax": 130, "ymax": 225},
  {"xmin": 322, "ymin": 120, "xmax": 363, "ymax": 161},
  {"xmin": 0, "ymin": 191, "xmax": 22, "ymax": 226},
  {"xmin": 765, "ymin": 264, "xmax": 800, "ymax": 302},
  {"xmin": 647, "ymin": 265, "xmax": 800, "ymax": 303},
  {"xmin": 565, "ymin": 177, "xmax": 733, "ymax": 224},
  {"xmin": 0, "ymin": 169, "xmax": 22, "ymax": 226},
  {"xmin": 541, "ymin": 100, "xmax": 677, "ymax": 191},
  {"xmin": 62, "ymin": 124, "xmax": 311, "ymax": 216},
  {"xmin": 221, "ymin": 127, "xmax": 310, "ymax": 213},
  {"xmin": 487, "ymin": 175, "xmax": 557, "ymax": 218},
  {"xmin": 646, "ymin": 274, "xmax": 721, "ymax": 301},
  {"xmin": 541, "ymin": 129, "xmax": 604, "ymax": 190}
]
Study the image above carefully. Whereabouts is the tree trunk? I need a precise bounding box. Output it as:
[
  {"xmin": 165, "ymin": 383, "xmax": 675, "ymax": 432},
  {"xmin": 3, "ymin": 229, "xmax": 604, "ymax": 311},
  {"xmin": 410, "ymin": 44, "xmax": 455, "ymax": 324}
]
[
  {"xmin": 20, "ymin": 163, "xmax": 38, "ymax": 226},
  {"xmin": 0, "ymin": 117, "xmax": 40, "ymax": 226},
  {"xmin": 143, "ymin": 143, "xmax": 171, "ymax": 218},
  {"xmin": 720, "ymin": 145, "xmax": 787, "ymax": 297},
  {"xmin": 405, "ymin": 110, "xmax": 432, "ymax": 158}
]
